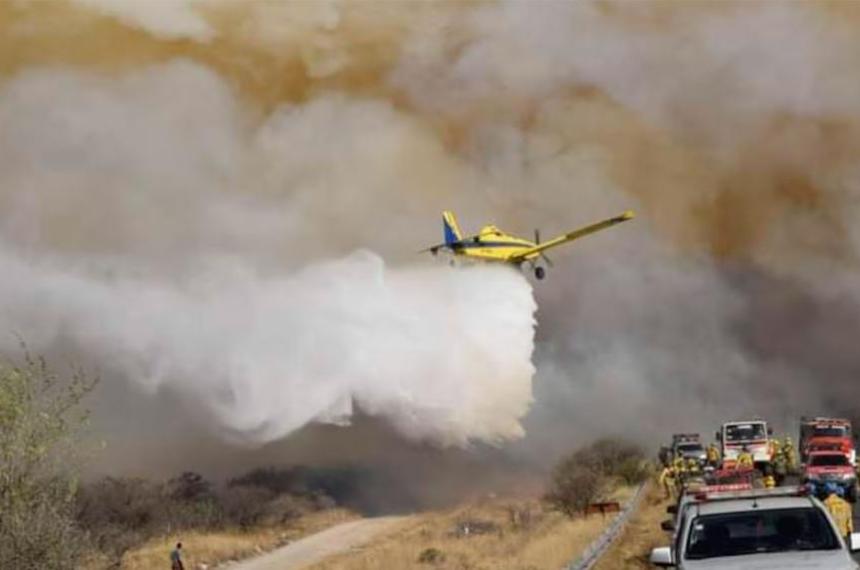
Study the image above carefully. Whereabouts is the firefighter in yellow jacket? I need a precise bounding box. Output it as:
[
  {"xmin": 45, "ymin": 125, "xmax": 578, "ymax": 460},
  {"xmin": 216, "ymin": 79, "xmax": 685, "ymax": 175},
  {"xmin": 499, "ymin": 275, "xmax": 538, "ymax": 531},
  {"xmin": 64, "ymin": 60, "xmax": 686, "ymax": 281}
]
[
  {"xmin": 706, "ymin": 443, "xmax": 720, "ymax": 467},
  {"xmin": 736, "ymin": 446, "xmax": 754, "ymax": 470},
  {"xmin": 658, "ymin": 465, "xmax": 676, "ymax": 499},
  {"xmin": 823, "ymin": 483, "xmax": 853, "ymax": 538}
]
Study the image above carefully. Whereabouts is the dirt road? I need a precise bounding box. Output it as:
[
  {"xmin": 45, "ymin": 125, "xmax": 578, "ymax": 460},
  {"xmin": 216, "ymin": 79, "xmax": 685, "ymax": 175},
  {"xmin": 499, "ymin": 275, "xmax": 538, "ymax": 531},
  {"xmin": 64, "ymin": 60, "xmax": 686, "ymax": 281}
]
[{"xmin": 229, "ymin": 516, "xmax": 408, "ymax": 570}]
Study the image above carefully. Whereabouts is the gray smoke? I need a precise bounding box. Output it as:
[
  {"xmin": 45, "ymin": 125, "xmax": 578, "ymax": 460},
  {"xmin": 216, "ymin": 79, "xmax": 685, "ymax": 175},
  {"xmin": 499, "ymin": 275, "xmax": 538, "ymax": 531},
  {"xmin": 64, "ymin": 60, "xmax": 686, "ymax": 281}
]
[{"xmin": 2, "ymin": 0, "xmax": 860, "ymax": 496}]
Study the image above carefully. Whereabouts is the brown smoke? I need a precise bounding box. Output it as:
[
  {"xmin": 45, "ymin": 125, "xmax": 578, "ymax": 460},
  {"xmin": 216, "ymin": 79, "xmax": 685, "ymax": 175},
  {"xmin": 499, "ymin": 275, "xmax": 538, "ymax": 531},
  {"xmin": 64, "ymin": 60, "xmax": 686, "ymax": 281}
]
[{"xmin": 3, "ymin": 0, "xmax": 860, "ymax": 499}]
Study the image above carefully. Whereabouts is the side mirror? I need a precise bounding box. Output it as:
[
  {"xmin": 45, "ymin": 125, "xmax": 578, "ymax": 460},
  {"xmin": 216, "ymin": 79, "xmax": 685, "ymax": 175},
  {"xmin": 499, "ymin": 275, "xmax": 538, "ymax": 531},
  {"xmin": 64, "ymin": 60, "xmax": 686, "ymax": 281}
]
[
  {"xmin": 649, "ymin": 546, "xmax": 674, "ymax": 567},
  {"xmin": 660, "ymin": 519, "xmax": 675, "ymax": 532},
  {"xmin": 666, "ymin": 505, "xmax": 677, "ymax": 514},
  {"xmin": 850, "ymin": 533, "xmax": 860, "ymax": 552}
]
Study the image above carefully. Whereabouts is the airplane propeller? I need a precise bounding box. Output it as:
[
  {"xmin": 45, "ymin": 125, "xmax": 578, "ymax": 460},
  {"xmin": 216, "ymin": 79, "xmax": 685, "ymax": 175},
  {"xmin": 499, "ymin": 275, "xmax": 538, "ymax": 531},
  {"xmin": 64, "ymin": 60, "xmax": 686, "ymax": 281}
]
[{"xmin": 534, "ymin": 229, "xmax": 554, "ymax": 267}]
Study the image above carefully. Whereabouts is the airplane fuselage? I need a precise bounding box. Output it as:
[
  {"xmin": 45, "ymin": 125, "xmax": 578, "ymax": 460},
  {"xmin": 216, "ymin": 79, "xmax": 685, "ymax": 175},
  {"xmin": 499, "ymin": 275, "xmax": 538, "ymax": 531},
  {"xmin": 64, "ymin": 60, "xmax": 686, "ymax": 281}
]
[{"xmin": 451, "ymin": 225, "xmax": 538, "ymax": 263}]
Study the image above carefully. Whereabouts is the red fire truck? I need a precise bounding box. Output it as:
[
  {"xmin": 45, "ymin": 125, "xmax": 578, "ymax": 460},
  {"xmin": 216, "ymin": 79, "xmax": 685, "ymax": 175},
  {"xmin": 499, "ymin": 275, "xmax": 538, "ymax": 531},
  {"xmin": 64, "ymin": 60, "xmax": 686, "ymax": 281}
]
[{"xmin": 799, "ymin": 416, "xmax": 855, "ymax": 466}]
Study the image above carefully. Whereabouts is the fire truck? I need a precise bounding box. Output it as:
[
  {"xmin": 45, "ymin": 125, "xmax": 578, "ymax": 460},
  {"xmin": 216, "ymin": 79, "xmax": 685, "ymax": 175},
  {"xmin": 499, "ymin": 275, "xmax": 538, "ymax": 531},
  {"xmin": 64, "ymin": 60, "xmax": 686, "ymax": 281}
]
[
  {"xmin": 799, "ymin": 416, "xmax": 856, "ymax": 466},
  {"xmin": 716, "ymin": 419, "xmax": 773, "ymax": 471}
]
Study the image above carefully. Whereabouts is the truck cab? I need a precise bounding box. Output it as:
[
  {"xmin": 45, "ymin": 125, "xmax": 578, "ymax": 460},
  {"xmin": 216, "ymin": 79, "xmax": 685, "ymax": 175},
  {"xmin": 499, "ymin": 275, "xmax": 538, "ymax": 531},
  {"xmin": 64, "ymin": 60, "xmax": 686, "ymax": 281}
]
[
  {"xmin": 800, "ymin": 417, "xmax": 855, "ymax": 466},
  {"xmin": 718, "ymin": 420, "xmax": 772, "ymax": 471},
  {"xmin": 672, "ymin": 433, "xmax": 707, "ymax": 465}
]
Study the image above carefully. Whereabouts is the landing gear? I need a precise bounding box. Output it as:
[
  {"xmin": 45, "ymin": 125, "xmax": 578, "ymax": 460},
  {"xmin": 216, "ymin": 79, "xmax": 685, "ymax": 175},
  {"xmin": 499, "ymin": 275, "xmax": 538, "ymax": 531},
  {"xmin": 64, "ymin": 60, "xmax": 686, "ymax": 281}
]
[{"xmin": 534, "ymin": 266, "xmax": 546, "ymax": 280}]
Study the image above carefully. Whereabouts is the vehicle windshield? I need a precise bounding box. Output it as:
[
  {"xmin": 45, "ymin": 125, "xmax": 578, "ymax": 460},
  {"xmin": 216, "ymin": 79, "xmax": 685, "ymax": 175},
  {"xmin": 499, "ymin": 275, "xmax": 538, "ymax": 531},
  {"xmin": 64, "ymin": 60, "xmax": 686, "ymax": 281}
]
[
  {"xmin": 679, "ymin": 444, "xmax": 703, "ymax": 452},
  {"xmin": 810, "ymin": 454, "xmax": 849, "ymax": 467},
  {"xmin": 814, "ymin": 426, "xmax": 849, "ymax": 438},
  {"xmin": 725, "ymin": 423, "xmax": 766, "ymax": 442},
  {"xmin": 809, "ymin": 444, "xmax": 841, "ymax": 453},
  {"xmin": 685, "ymin": 507, "xmax": 839, "ymax": 560}
]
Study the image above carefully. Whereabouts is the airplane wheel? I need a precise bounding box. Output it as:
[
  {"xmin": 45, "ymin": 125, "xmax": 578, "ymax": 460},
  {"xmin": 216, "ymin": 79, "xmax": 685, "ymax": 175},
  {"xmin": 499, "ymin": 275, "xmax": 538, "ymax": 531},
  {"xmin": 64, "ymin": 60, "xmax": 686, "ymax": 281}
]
[{"xmin": 534, "ymin": 266, "xmax": 546, "ymax": 280}]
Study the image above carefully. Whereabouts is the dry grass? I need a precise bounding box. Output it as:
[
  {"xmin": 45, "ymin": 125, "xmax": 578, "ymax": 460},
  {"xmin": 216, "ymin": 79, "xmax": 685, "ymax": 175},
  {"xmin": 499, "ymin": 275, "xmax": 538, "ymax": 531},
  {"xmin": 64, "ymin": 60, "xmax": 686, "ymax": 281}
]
[
  {"xmin": 117, "ymin": 508, "xmax": 357, "ymax": 570},
  {"xmin": 592, "ymin": 482, "xmax": 670, "ymax": 570},
  {"xmin": 307, "ymin": 487, "xmax": 634, "ymax": 570}
]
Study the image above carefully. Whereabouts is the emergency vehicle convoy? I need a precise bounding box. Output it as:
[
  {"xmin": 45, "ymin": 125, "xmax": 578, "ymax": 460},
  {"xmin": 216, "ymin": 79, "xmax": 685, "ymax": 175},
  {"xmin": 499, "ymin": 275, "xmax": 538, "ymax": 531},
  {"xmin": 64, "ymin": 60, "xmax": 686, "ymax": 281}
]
[{"xmin": 654, "ymin": 416, "xmax": 860, "ymax": 568}]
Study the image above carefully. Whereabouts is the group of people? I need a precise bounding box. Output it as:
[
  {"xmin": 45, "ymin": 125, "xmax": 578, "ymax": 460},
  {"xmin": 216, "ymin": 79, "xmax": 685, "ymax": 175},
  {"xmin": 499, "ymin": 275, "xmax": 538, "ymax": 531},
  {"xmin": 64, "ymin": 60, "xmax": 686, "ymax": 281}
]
[{"xmin": 658, "ymin": 436, "xmax": 855, "ymax": 540}]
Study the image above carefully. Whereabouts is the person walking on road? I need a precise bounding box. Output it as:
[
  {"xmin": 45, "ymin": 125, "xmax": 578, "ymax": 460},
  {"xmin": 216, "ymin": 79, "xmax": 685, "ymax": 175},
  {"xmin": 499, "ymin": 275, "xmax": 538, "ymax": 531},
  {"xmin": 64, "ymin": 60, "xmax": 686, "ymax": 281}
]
[{"xmin": 170, "ymin": 542, "xmax": 185, "ymax": 570}]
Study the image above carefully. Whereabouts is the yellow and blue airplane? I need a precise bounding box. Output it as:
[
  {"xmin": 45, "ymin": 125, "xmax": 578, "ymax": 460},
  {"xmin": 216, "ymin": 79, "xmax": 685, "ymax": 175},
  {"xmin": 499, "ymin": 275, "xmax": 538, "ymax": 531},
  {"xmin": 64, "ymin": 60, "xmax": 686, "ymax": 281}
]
[{"xmin": 424, "ymin": 209, "xmax": 635, "ymax": 279}]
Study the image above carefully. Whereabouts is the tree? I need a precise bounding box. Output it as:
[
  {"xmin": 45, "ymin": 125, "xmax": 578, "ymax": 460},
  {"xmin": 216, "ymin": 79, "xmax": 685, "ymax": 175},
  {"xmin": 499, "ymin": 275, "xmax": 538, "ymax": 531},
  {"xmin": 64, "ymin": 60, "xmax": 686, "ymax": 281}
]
[
  {"xmin": 545, "ymin": 458, "xmax": 603, "ymax": 517},
  {"xmin": 545, "ymin": 438, "xmax": 649, "ymax": 517},
  {"xmin": 0, "ymin": 353, "xmax": 97, "ymax": 569}
]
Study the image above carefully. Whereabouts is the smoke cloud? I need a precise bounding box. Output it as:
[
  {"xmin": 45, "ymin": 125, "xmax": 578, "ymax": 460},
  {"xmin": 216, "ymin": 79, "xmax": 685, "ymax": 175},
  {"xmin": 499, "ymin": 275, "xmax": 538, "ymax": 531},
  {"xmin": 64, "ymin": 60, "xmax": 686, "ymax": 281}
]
[
  {"xmin": 2, "ymin": 0, "xmax": 860, "ymax": 495},
  {"xmin": 0, "ymin": 61, "xmax": 535, "ymax": 448},
  {"xmin": 0, "ymin": 246, "xmax": 534, "ymax": 446}
]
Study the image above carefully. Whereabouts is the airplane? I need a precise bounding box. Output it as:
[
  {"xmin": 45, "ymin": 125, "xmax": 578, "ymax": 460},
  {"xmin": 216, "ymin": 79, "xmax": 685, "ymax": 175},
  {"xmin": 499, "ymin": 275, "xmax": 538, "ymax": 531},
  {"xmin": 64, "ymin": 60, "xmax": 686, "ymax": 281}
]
[{"xmin": 423, "ymin": 209, "xmax": 635, "ymax": 280}]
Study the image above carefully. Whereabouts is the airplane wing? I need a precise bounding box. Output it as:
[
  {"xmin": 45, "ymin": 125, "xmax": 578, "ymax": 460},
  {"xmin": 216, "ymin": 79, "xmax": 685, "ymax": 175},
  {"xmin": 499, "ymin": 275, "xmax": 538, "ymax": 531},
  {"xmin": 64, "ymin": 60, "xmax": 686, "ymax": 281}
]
[{"xmin": 508, "ymin": 210, "xmax": 635, "ymax": 262}]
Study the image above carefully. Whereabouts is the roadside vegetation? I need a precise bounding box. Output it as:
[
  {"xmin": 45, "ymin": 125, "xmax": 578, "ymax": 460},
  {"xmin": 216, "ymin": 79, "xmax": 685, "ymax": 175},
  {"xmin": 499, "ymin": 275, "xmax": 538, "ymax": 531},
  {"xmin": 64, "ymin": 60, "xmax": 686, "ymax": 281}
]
[
  {"xmin": 0, "ymin": 352, "xmax": 355, "ymax": 569},
  {"xmin": 592, "ymin": 483, "xmax": 668, "ymax": 570},
  {"xmin": 546, "ymin": 438, "xmax": 651, "ymax": 517},
  {"xmin": 1, "ymin": 354, "xmax": 654, "ymax": 570},
  {"xmin": 79, "ymin": 466, "xmax": 358, "ymax": 568},
  {"xmin": 307, "ymin": 438, "xmax": 650, "ymax": 570},
  {"xmin": 308, "ymin": 489, "xmax": 635, "ymax": 570},
  {"xmin": 0, "ymin": 353, "xmax": 97, "ymax": 569}
]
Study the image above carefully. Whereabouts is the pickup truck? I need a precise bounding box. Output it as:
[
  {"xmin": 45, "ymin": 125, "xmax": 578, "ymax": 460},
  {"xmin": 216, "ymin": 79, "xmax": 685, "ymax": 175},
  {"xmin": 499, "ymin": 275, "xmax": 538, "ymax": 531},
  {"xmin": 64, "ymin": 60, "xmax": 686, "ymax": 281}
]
[
  {"xmin": 650, "ymin": 487, "xmax": 860, "ymax": 569},
  {"xmin": 803, "ymin": 451, "xmax": 858, "ymax": 502}
]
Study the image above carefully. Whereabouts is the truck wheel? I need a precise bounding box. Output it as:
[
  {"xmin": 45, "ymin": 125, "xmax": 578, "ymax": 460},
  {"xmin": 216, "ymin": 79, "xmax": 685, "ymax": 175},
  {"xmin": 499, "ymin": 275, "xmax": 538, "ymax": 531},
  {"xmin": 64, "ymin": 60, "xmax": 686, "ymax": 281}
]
[{"xmin": 847, "ymin": 484, "xmax": 858, "ymax": 504}]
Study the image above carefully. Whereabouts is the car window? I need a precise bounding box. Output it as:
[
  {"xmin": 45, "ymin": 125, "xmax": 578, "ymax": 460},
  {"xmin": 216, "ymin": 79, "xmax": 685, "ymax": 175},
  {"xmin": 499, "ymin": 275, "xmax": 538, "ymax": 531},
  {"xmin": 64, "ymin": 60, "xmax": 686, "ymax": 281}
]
[
  {"xmin": 685, "ymin": 507, "xmax": 839, "ymax": 559},
  {"xmin": 679, "ymin": 444, "xmax": 703, "ymax": 452},
  {"xmin": 810, "ymin": 454, "xmax": 849, "ymax": 466}
]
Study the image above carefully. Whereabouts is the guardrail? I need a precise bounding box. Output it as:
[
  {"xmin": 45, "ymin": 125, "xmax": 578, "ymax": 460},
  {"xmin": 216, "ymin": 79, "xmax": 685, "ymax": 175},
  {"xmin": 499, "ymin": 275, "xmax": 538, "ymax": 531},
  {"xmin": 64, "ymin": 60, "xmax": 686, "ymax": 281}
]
[{"xmin": 564, "ymin": 481, "xmax": 648, "ymax": 570}]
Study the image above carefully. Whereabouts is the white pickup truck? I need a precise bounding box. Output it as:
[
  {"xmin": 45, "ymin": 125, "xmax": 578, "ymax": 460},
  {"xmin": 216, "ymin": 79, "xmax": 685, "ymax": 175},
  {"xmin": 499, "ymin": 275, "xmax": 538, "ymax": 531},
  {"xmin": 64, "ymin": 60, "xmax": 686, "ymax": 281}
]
[{"xmin": 651, "ymin": 487, "xmax": 860, "ymax": 569}]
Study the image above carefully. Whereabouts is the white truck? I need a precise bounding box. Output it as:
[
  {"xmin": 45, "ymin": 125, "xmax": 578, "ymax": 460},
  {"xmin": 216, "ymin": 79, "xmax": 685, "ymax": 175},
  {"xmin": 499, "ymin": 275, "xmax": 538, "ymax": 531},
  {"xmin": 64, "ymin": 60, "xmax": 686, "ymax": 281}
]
[
  {"xmin": 716, "ymin": 419, "xmax": 772, "ymax": 471},
  {"xmin": 650, "ymin": 487, "xmax": 860, "ymax": 569}
]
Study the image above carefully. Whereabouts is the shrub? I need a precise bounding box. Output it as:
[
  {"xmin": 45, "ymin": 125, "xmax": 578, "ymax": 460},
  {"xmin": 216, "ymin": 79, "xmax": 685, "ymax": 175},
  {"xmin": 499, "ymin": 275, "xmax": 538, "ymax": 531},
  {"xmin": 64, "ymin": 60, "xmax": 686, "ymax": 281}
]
[
  {"xmin": 418, "ymin": 547, "xmax": 445, "ymax": 564},
  {"xmin": 544, "ymin": 460, "xmax": 603, "ymax": 517},
  {"xmin": 546, "ymin": 438, "xmax": 648, "ymax": 517},
  {"xmin": 0, "ymin": 355, "xmax": 97, "ymax": 569},
  {"xmin": 219, "ymin": 486, "xmax": 275, "ymax": 530}
]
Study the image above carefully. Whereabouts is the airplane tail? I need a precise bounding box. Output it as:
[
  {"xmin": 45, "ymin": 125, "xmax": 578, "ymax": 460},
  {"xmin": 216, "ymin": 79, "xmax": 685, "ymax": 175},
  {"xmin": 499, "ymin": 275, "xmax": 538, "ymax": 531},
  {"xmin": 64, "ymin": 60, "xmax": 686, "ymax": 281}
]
[{"xmin": 442, "ymin": 211, "xmax": 463, "ymax": 245}]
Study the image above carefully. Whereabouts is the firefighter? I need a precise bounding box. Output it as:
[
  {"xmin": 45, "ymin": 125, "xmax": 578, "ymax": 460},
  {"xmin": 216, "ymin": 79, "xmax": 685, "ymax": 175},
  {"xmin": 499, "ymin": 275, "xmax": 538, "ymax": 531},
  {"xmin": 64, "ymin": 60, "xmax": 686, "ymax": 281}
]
[
  {"xmin": 736, "ymin": 446, "xmax": 754, "ymax": 470},
  {"xmin": 673, "ymin": 454, "xmax": 686, "ymax": 479},
  {"xmin": 658, "ymin": 446, "xmax": 672, "ymax": 468},
  {"xmin": 772, "ymin": 449, "xmax": 788, "ymax": 486},
  {"xmin": 706, "ymin": 443, "xmax": 720, "ymax": 467},
  {"xmin": 686, "ymin": 457, "xmax": 701, "ymax": 476},
  {"xmin": 823, "ymin": 483, "xmax": 853, "ymax": 538},
  {"xmin": 659, "ymin": 464, "xmax": 676, "ymax": 499},
  {"xmin": 762, "ymin": 473, "xmax": 776, "ymax": 488},
  {"xmin": 783, "ymin": 437, "xmax": 797, "ymax": 472}
]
